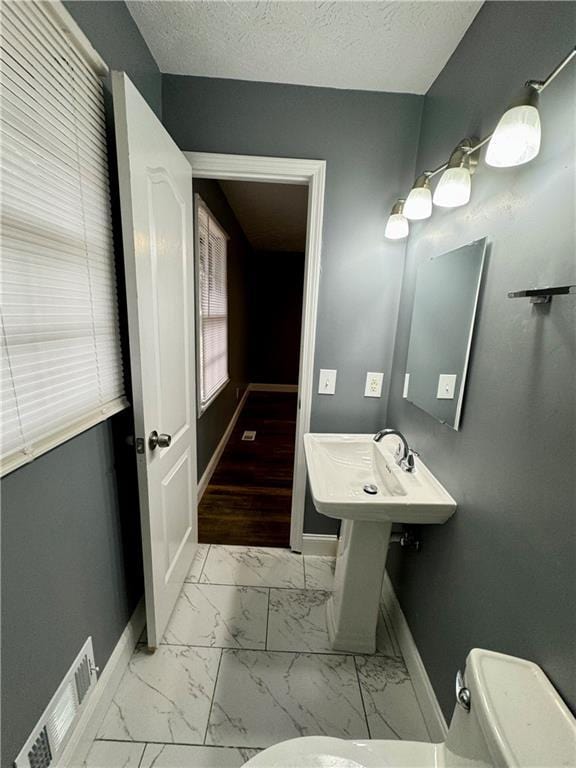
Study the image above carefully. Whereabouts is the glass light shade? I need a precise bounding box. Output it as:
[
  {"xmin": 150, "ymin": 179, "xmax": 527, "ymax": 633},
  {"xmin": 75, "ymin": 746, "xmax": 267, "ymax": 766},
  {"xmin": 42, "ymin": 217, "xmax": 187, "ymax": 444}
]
[
  {"xmin": 485, "ymin": 104, "xmax": 541, "ymax": 167},
  {"xmin": 385, "ymin": 213, "xmax": 409, "ymax": 240},
  {"xmin": 433, "ymin": 167, "xmax": 471, "ymax": 208},
  {"xmin": 404, "ymin": 186, "xmax": 433, "ymax": 220}
]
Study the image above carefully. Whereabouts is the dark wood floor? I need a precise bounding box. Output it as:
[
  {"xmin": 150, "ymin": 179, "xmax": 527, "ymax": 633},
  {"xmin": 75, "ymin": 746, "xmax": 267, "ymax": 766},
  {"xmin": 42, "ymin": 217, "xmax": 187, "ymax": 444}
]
[{"xmin": 198, "ymin": 391, "xmax": 297, "ymax": 547}]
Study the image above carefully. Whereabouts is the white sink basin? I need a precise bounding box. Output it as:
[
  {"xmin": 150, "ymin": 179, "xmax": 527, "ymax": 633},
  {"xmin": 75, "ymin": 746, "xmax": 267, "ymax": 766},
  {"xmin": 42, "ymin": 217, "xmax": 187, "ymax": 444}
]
[
  {"xmin": 304, "ymin": 432, "xmax": 457, "ymax": 654},
  {"xmin": 304, "ymin": 433, "xmax": 456, "ymax": 523}
]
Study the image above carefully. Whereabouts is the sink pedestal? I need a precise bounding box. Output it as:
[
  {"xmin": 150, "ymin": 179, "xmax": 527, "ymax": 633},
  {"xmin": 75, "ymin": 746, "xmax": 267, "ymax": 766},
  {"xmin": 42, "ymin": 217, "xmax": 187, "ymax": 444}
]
[
  {"xmin": 304, "ymin": 433, "xmax": 457, "ymax": 654},
  {"xmin": 326, "ymin": 519, "xmax": 392, "ymax": 654}
]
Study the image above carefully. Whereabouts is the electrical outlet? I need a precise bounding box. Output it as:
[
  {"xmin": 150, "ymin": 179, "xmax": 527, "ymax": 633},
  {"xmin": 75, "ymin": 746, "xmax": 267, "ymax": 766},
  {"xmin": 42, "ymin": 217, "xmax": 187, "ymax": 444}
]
[
  {"xmin": 364, "ymin": 371, "xmax": 384, "ymax": 398},
  {"xmin": 318, "ymin": 369, "xmax": 337, "ymax": 395}
]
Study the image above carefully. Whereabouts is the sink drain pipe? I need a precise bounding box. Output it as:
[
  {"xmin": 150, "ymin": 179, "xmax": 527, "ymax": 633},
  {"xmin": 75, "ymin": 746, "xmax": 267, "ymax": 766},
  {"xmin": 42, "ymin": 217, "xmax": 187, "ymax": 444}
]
[{"xmin": 389, "ymin": 528, "xmax": 421, "ymax": 551}]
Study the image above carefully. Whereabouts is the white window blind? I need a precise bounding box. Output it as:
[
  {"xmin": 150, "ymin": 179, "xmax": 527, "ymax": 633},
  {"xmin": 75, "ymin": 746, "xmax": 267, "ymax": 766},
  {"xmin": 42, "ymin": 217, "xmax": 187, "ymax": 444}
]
[
  {"xmin": 0, "ymin": 1, "xmax": 127, "ymax": 476},
  {"xmin": 196, "ymin": 200, "xmax": 228, "ymax": 410}
]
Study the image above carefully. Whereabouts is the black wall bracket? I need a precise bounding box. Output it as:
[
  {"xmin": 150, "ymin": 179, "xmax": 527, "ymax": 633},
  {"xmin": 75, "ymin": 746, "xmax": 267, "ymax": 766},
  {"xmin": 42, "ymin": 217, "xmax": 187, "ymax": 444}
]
[{"xmin": 507, "ymin": 285, "xmax": 576, "ymax": 304}]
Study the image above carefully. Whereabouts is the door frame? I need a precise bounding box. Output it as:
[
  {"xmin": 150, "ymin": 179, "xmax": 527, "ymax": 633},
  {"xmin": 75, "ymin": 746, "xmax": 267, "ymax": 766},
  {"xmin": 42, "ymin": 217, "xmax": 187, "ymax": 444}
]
[{"xmin": 184, "ymin": 152, "xmax": 326, "ymax": 552}]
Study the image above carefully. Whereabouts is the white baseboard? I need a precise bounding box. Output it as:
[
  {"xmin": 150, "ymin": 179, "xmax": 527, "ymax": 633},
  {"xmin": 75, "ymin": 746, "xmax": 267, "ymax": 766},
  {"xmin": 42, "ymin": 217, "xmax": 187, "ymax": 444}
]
[
  {"xmin": 381, "ymin": 572, "xmax": 448, "ymax": 742},
  {"xmin": 301, "ymin": 533, "xmax": 338, "ymax": 556},
  {"xmin": 57, "ymin": 599, "xmax": 145, "ymax": 767},
  {"xmin": 249, "ymin": 383, "xmax": 298, "ymax": 393},
  {"xmin": 198, "ymin": 388, "xmax": 250, "ymax": 501}
]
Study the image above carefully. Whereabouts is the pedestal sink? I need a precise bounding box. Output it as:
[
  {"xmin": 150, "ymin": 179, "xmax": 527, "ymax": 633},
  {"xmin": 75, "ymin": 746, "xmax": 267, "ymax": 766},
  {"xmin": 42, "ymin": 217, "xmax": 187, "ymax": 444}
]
[{"xmin": 304, "ymin": 433, "xmax": 457, "ymax": 654}]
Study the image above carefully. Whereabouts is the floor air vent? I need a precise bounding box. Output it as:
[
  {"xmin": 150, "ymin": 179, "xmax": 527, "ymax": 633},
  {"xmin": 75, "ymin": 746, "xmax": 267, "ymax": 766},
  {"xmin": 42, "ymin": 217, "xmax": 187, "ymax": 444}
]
[
  {"xmin": 15, "ymin": 638, "xmax": 97, "ymax": 768},
  {"xmin": 75, "ymin": 654, "xmax": 92, "ymax": 704},
  {"xmin": 242, "ymin": 430, "xmax": 256, "ymax": 441},
  {"xmin": 27, "ymin": 728, "xmax": 51, "ymax": 768}
]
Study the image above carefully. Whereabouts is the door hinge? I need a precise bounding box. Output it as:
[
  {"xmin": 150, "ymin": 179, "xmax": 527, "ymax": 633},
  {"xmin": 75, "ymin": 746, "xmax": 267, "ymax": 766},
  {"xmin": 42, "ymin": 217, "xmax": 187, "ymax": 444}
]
[{"xmin": 135, "ymin": 437, "xmax": 145, "ymax": 454}]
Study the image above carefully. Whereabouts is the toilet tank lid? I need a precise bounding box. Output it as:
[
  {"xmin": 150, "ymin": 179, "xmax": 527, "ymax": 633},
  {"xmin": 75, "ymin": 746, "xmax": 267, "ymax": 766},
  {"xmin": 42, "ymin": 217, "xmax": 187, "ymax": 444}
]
[{"xmin": 467, "ymin": 649, "xmax": 576, "ymax": 767}]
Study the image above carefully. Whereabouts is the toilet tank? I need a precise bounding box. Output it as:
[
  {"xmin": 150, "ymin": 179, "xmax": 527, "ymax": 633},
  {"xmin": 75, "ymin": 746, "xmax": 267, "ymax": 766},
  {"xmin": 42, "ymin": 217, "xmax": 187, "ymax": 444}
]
[{"xmin": 444, "ymin": 649, "xmax": 576, "ymax": 768}]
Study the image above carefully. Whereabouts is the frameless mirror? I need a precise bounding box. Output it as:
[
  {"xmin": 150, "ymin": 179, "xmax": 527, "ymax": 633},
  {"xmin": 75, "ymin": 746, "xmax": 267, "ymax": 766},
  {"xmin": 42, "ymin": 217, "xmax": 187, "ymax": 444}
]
[{"xmin": 405, "ymin": 238, "xmax": 486, "ymax": 430}]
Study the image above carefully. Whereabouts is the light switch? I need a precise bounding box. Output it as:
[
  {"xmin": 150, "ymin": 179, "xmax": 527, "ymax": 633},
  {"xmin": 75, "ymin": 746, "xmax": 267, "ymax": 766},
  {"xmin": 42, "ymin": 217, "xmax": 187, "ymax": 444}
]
[
  {"xmin": 318, "ymin": 369, "xmax": 337, "ymax": 395},
  {"xmin": 437, "ymin": 374, "xmax": 457, "ymax": 400},
  {"xmin": 364, "ymin": 372, "xmax": 384, "ymax": 398},
  {"xmin": 403, "ymin": 373, "xmax": 410, "ymax": 399}
]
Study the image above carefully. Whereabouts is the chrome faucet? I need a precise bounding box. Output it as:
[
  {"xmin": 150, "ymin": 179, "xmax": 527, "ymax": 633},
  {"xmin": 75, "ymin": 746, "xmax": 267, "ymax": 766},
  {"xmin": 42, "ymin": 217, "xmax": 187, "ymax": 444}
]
[{"xmin": 373, "ymin": 428, "xmax": 416, "ymax": 473}]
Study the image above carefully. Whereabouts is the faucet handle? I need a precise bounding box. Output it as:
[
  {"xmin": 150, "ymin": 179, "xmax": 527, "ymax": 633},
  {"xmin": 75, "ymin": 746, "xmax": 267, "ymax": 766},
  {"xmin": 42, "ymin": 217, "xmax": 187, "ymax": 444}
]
[
  {"xmin": 400, "ymin": 450, "xmax": 417, "ymax": 473},
  {"xmin": 456, "ymin": 670, "xmax": 471, "ymax": 712},
  {"xmin": 394, "ymin": 441, "xmax": 417, "ymax": 462}
]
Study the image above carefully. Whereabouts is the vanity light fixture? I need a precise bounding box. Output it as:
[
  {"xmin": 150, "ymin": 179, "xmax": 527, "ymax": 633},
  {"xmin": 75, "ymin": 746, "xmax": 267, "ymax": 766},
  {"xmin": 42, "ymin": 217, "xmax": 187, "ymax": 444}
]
[
  {"xmin": 433, "ymin": 139, "xmax": 478, "ymax": 208},
  {"xmin": 487, "ymin": 46, "xmax": 575, "ymax": 167},
  {"xmin": 389, "ymin": 46, "xmax": 575, "ymax": 239},
  {"xmin": 486, "ymin": 83, "xmax": 541, "ymax": 167},
  {"xmin": 404, "ymin": 174, "xmax": 433, "ymax": 220},
  {"xmin": 385, "ymin": 199, "xmax": 409, "ymax": 240}
]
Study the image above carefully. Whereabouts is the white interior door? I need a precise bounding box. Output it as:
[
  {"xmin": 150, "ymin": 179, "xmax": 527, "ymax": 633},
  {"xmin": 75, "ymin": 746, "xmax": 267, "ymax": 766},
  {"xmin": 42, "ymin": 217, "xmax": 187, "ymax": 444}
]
[{"xmin": 112, "ymin": 71, "xmax": 197, "ymax": 648}]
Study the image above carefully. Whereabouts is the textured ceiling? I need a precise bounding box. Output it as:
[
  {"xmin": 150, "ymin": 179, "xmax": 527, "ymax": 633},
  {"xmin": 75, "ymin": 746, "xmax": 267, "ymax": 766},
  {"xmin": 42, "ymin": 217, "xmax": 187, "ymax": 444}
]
[
  {"xmin": 219, "ymin": 180, "xmax": 308, "ymax": 252},
  {"xmin": 127, "ymin": 1, "xmax": 483, "ymax": 94}
]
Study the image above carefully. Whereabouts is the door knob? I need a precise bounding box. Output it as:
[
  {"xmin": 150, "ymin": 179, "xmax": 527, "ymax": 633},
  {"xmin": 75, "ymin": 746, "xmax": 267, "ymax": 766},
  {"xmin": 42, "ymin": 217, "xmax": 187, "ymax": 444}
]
[{"xmin": 148, "ymin": 430, "xmax": 172, "ymax": 450}]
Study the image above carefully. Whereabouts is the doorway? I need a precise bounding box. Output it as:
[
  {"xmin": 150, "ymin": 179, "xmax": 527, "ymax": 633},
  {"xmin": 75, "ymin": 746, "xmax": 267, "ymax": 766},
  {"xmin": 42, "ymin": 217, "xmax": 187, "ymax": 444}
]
[
  {"xmin": 195, "ymin": 177, "xmax": 306, "ymax": 547},
  {"xmin": 186, "ymin": 153, "xmax": 326, "ymax": 552}
]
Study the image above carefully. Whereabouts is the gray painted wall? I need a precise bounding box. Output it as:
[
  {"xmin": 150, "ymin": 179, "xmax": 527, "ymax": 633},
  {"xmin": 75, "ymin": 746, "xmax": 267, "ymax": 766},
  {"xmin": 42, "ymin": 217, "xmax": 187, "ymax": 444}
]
[
  {"xmin": 1, "ymin": 417, "xmax": 142, "ymax": 768},
  {"xmin": 1, "ymin": 5, "xmax": 160, "ymax": 765},
  {"xmin": 162, "ymin": 76, "xmax": 423, "ymax": 532},
  {"xmin": 386, "ymin": 1, "xmax": 576, "ymax": 718},
  {"xmin": 249, "ymin": 251, "xmax": 305, "ymax": 385},
  {"xmin": 194, "ymin": 179, "xmax": 252, "ymax": 479}
]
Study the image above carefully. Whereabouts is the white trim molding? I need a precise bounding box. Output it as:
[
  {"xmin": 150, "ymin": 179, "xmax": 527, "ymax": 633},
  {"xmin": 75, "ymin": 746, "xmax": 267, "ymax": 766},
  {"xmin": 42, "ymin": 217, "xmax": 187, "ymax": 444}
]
[
  {"xmin": 381, "ymin": 572, "xmax": 448, "ymax": 742},
  {"xmin": 44, "ymin": 1, "xmax": 109, "ymax": 76},
  {"xmin": 185, "ymin": 153, "xmax": 326, "ymax": 553},
  {"xmin": 198, "ymin": 387, "xmax": 250, "ymax": 501},
  {"xmin": 249, "ymin": 383, "xmax": 299, "ymax": 393},
  {"xmin": 57, "ymin": 599, "xmax": 145, "ymax": 767},
  {"xmin": 1, "ymin": 398, "xmax": 129, "ymax": 477},
  {"xmin": 187, "ymin": 153, "xmax": 325, "ymax": 186},
  {"xmin": 301, "ymin": 533, "xmax": 338, "ymax": 556}
]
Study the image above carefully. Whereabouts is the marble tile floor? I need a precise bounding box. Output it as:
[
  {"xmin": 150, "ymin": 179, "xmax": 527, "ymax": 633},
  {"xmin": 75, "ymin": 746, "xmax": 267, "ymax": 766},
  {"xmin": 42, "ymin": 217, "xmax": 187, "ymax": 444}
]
[{"xmin": 81, "ymin": 545, "xmax": 429, "ymax": 766}]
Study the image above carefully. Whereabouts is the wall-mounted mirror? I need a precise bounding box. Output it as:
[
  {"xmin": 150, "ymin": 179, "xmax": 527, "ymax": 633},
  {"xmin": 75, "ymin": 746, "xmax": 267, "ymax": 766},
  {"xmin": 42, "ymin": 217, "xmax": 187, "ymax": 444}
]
[{"xmin": 405, "ymin": 238, "xmax": 486, "ymax": 430}]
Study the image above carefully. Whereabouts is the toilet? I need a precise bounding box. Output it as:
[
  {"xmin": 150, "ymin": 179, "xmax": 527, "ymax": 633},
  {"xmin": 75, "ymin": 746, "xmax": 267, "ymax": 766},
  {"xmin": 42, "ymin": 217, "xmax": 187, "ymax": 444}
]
[{"xmin": 242, "ymin": 649, "xmax": 576, "ymax": 767}]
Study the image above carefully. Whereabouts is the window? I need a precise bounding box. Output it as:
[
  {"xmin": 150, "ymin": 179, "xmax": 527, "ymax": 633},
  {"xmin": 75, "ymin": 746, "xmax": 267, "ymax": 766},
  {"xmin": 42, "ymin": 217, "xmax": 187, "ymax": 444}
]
[
  {"xmin": 0, "ymin": 1, "xmax": 127, "ymax": 476},
  {"xmin": 196, "ymin": 198, "xmax": 228, "ymax": 411}
]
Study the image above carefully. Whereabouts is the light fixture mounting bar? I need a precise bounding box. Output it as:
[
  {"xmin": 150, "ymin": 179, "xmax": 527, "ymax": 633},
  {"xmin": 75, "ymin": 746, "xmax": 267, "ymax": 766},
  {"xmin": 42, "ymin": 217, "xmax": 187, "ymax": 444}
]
[
  {"xmin": 466, "ymin": 135, "xmax": 492, "ymax": 155},
  {"xmin": 530, "ymin": 45, "xmax": 576, "ymax": 92},
  {"xmin": 427, "ymin": 162, "xmax": 448, "ymax": 180},
  {"xmin": 427, "ymin": 134, "xmax": 490, "ymax": 179}
]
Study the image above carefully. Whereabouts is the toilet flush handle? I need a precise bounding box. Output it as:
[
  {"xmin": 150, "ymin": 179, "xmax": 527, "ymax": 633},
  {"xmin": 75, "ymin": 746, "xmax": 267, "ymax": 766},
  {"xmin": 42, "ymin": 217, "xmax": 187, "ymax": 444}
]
[{"xmin": 456, "ymin": 670, "xmax": 471, "ymax": 712}]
